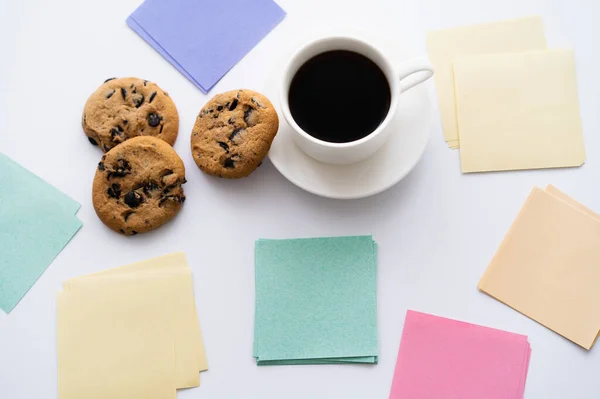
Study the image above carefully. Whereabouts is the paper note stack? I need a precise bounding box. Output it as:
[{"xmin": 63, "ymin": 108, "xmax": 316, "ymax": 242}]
[
  {"xmin": 127, "ymin": 0, "xmax": 286, "ymax": 93},
  {"xmin": 479, "ymin": 186, "xmax": 600, "ymax": 350},
  {"xmin": 427, "ymin": 16, "xmax": 586, "ymax": 173},
  {"xmin": 0, "ymin": 153, "xmax": 82, "ymax": 314},
  {"xmin": 254, "ymin": 236, "xmax": 378, "ymax": 365},
  {"xmin": 389, "ymin": 310, "xmax": 531, "ymax": 399},
  {"xmin": 57, "ymin": 253, "xmax": 207, "ymax": 399}
]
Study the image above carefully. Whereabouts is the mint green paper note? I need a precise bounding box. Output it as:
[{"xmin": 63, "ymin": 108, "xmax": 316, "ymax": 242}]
[
  {"xmin": 254, "ymin": 236, "xmax": 378, "ymax": 365},
  {"xmin": 0, "ymin": 154, "xmax": 82, "ymax": 313}
]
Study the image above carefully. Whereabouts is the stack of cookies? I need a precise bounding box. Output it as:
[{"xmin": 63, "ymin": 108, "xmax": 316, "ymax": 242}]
[
  {"xmin": 83, "ymin": 77, "xmax": 186, "ymax": 236},
  {"xmin": 82, "ymin": 78, "xmax": 278, "ymax": 236}
]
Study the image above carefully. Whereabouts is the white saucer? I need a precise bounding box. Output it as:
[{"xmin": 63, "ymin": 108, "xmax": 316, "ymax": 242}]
[{"xmin": 265, "ymin": 32, "xmax": 433, "ymax": 199}]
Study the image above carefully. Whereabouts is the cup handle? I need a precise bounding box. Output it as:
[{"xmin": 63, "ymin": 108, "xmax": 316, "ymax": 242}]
[{"xmin": 397, "ymin": 57, "xmax": 434, "ymax": 93}]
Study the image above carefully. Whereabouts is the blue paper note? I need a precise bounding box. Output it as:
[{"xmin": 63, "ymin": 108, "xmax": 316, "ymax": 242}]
[
  {"xmin": 128, "ymin": 0, "xmax": 286, "ymax": 93},
  {"xmin": 254, "ymin": 236, "xmax": 378, "ymax": 365},
  {"xmin": 0, "ymin": 154, "xmax": 82, "ymax": 313},
  {"xmin": 126, "ymin": 16, "xmax": 206, "ymax": 92}
]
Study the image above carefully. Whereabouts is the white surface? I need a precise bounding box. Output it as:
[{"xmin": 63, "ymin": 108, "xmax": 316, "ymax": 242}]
[
  {"xmin": 0, "ymin": 0, "xmax": 599, "ymax": 398},
  {"xmin": 267, "ymin": 29, "xmax": 432, "ymax": 198}
]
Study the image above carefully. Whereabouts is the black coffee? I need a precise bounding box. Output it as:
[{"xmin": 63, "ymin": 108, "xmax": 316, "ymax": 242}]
[{"xmin": 288, "ymin": 50, "xmax": 391, "ymax": 143}]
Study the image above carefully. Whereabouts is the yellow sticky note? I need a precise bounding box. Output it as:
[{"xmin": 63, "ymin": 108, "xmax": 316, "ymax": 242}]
[
  {"xmin": 57, "ymin": 279, "xmax": 176, "ymax": 399},
  {"xmin": 479, "ymin": 187, "xmax": 600, "ymax": 349},
  {"xmin": 426, "ymin": 16, "xmax": 546, "ymax": 148},
  {"xmin": 63, "ymin": 253, "xmax": 207, "ymax": 388},
  {"xmin": 454, "ymin": 49, "xmax": 586, "ymax": 173}
]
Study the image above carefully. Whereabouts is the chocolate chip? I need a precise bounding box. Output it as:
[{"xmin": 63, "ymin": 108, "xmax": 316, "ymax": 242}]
[
  {"xmin": 124, "ymin": 191, "xmax": 144, "ymax": 208},
  {"xmin": 88, "ymin": 137, "xmax": 98, "ymax": 146},
  {"xmin": 158, "ymin": 194, "xmax": 185, "ymax": 207},
  {"xmin": 103, "ymin": 144, "xmax": 111, "ymax": 152},
  {"xmin": 123, "ymin": 210, "xmax": 134, "ymax": 221},
  {"xmin": 148, "ymin": 91, "xmax": 157, "ymax": 103},
  {"xmin": 108, "ymin": 159, "xmax": 132, "ymax": 178},
  {"xmin": 143, "ymin": 80, "xmax": 148, "ymax": 86},
  {"xmin": 161, "ymin": 172, "xmax": 179, "ymax": 187},
  {"xmin": 105, "ymin": 89, "xmax": 115, "ymax": 99},
  {"xmin": 228, "ymin": 99, "xmax": 238, "ymax": 111},
  {"xmin": 213, "ymin": 113, "xmax": 219, "ymax": 118},
  {"xmin": 133, "ymin": 93, "xmax": 145, "ymax": 108},
  {"xmin": 217, "ymin": 105, "xmax": 224, "ymax": 111},
  {"xmin": 147, "ymin": 113, "xmax": 161, "ymax": 127},
  {"xmin": 251, "ymin": 97, "xmax": 265, "ymax": 108},
  {"xmin": 97, "ymin": 161, "xmax": 105, "ymax": 171},
  {"xmin": 120, "ymin": 229, "xmax": 126, "ymax": 234},
  {"xmin": 237, "ymin": 91, "xmax": 242, "ymax": 99},
  {"xmin": 224, "ymin": 158, "xmax": 235, "ymax": 168},
  {"xmin": 229, "ymin": 128, "xmax": 245, "ymax": 141},
  {"xmin": 217, "ymin": 141, "xmax": 229, "ymax": 152},
  {"xmin": 107, "ymin": 183, "xmax": 121, "ymax": 199},
  {"xmin": 145, "ymin": 219, "xmax": 150, "ymax": 224},
  {"xmin": 143, "ymin": 180, "xmax": 160, "ymax": 194},
  {"xmin": 117, "ymin": 125, "xmax": 124, "ymax": 132},
  {"xmin": 104, "ymin": 77, "xmax": 116, "ymax": 83},
  {"xmin": 131, "ymin": 231, "xmax": 138, "ymax": 236},
  {"xmin": 121, "ymin": 87, "xmax": 127, "ymax": 100},
  {"xmin": 130, "ymin": 83, "xmax": 134, "ymax": 89},
  {"xmin": 159, "ymin": 125, "xmax": 164, "ymax": 134},
  {"xmin": 244, "ymin": 107, "xmax": 256, "ymax": 126},
  {"xmin": 123, "ymin": 119, "xmax": 128, "ymax": 125},
  {"xmin": 110, "ymin": 127, "xmax": 124, "ymax": 143}
]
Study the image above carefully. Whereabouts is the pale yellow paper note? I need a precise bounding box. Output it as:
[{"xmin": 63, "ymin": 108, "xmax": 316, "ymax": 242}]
[
  {"xmin": 426, "ymin": 16, "xmax": 546, "ymax": 148},
  {"xmin": 454, "ymin": 49, "xmax": 586, "ymax": 173},
  {"xmin": 63, "ymin": 253, "xmax": 208, "ymax": 388},
  {"xmin": 57, "ymin": 279, "xmax": 176, "ymax": 399},
  {"xmin": 479, "ymin": 187, "xmax": 600, "ymax": 349}
]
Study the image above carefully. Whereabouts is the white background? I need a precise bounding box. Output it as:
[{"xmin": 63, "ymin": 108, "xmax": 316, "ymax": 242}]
[{"xmin": 1, "ymin": 0, "xmax": 599, "ymax": 397}]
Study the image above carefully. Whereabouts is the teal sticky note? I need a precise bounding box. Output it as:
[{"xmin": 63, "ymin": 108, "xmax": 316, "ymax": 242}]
[
  {"xmin": 0, "ymin": 154, "xmax": 82, "ymax": 313},
  {"xmin": 254, "ymin": 236, "xmax": 378, "ymax": 365},
  {"xmin": 0, "ymin": 154, "xmax": 80, "ymax": 216}
]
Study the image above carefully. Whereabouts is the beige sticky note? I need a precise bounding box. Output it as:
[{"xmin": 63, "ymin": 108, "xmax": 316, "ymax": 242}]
[
  {"xmin": 479, "ymin": 187, "xmax": 600, "ymax": 349},
  {"xmin": 545, "ymin": 185, "xmax": 599, "ymax": 221},
  {"xmin": 427, "ymin": 16, "xmax": 547, "ymax": 148},
  {"xmin": 57, "ymin": 279, "xmax": 176, "ymax": 399},
  {"xmin": 454, "ymin": 49, "xmax": 586, "ymax": 173},
  {"xmin": 64, "ymin": 252, "xmax": 207, "ymax": 388}
]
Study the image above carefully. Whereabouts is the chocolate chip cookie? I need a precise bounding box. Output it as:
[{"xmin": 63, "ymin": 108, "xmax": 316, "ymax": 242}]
[
  {"xmin": 92, "ymin": 136, "xmax": 186, "ymax": 236},
  {"xmin": 82, "ymin": 77, "xmax": 179, "ymax": 152},
  {"xmin": 190, "ymin": 89, "xmax": 279, "ymax": 178}
]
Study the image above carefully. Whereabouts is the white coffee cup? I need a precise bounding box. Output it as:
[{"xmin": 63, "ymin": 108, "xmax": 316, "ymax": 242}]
[{"xmin": 280, "ymin": 36, "xmax": 434, "ymax": 165}]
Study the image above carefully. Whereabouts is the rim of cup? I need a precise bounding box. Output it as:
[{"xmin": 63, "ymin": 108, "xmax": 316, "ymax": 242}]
[{"xmin": 280, "ymin": 35, "xmax": 400, "ymax": 149}]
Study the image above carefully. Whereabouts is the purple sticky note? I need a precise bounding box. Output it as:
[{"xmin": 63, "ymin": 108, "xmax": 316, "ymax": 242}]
[
  {"xmin": 126, "ymin": 16, "xmax": 206, "ymax": 92},
  {"xmin": 128, "ymin": 0, "xmax": 286, "ymax": 92}
]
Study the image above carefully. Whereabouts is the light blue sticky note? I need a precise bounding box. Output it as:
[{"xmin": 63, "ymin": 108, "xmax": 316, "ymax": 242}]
[
  {"xmin": 254, "ymin": 236, "xmax": 378, "ymax": 365},
  {"xmin": 0, "ymin": 154, "xmax": 82, "ymax": 313}
]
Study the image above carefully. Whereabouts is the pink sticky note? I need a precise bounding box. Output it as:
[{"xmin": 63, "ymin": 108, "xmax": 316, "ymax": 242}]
[{"xmin": 389, "ymin": 310, "xmax": 531, "ymax": 399}]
